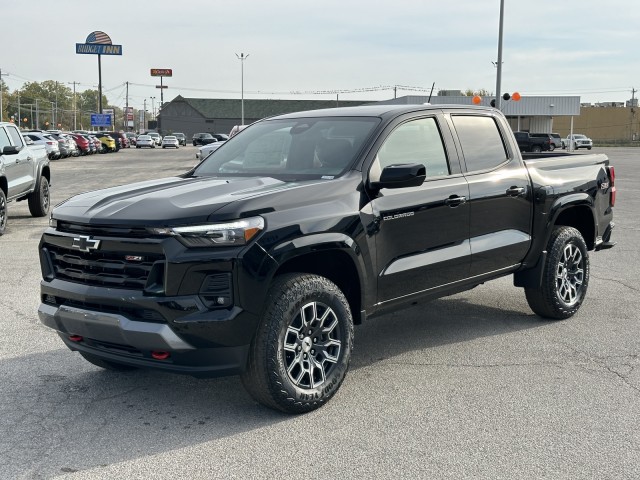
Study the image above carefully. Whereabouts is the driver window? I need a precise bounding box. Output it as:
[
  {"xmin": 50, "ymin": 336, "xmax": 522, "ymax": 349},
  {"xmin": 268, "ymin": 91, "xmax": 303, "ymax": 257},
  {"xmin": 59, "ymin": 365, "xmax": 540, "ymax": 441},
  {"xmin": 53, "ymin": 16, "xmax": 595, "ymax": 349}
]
[
  {"xmin": 371, "ymin": 117, "xmax": 449, "ymax": 182},
  {"xmin": 0, "ymin": 128, "xmax": 10, "ymax": 150},
  {"xmin": 6, "ymin": 126, "xmax": 25, "ymax": 148}
]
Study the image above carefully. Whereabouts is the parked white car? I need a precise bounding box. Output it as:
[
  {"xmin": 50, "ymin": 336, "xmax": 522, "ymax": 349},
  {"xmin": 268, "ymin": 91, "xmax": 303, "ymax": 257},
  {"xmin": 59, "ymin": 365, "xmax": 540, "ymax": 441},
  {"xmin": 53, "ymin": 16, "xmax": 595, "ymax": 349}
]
[
  {"xmin": 162, "ymin": 136, "xmax": 179, "ymax": 149},
  {"xmin": 135, "ymin": 135, "xmax": 155, "ymax": 148},
  {"xmin": 22, "ymin": 132, "xmax": 61, "ymax": 159},
  {"xmin": 196, "ymin": 141, "xmax": 226, "ymax": 161},
  {"xmin": 147, "ymin": 132, "xmax": 162, "ymax": 146},
  {"xmin": 566, "ymin": 134, "xmax": 593, "ymax": 150}
]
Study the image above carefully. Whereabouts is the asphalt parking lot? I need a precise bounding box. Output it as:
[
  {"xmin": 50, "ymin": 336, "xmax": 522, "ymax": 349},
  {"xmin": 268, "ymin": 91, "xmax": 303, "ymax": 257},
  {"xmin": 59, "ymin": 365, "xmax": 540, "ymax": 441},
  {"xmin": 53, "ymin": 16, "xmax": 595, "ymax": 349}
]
[{"xmin": 1, "ymin": 146, "xmax": 638, "ymax": 479}]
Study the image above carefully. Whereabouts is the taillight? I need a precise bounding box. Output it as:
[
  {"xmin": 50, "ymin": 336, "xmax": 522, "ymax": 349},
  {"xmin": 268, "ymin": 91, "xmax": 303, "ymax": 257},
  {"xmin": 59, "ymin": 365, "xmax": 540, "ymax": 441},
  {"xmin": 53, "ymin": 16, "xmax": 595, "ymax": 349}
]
[{"xmin": 607, "ymin": 166, "xmax": 616, "ymax": 207}]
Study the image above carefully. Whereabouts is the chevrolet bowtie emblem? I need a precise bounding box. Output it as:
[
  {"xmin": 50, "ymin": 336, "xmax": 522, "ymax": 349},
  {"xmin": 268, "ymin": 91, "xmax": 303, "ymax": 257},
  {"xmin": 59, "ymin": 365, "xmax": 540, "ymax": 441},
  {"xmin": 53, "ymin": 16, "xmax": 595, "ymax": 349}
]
[{"xmin": 71, "ymin": 235, "xmax": 101, "ymax": 252}]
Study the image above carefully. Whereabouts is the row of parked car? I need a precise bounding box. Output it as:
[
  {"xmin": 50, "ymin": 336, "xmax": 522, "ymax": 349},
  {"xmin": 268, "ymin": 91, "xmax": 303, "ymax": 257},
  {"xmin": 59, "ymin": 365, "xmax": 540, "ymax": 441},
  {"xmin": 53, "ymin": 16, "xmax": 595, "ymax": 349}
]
[
  {"xmin": 514, "ymin": 131, "xmax": 594, "ymax": 153},
  {"xmin": 20, "ymin": 130, "xmax": 133, "ymax": 158}
]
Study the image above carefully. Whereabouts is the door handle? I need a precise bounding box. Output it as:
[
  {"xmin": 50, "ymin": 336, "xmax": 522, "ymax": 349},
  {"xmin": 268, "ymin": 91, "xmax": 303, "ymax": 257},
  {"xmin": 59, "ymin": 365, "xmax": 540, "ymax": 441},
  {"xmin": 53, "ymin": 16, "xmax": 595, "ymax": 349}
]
[
  {"xmin": 445, "ymin": 195, "xmax": 467, "ymax": 207},
  {"xmin": 27, "ymin": 156, "xmax": 33, "ymax": 162},
  {"xmin": 506, "ymin": 186, "xmax": 525, "ymax": 197}
]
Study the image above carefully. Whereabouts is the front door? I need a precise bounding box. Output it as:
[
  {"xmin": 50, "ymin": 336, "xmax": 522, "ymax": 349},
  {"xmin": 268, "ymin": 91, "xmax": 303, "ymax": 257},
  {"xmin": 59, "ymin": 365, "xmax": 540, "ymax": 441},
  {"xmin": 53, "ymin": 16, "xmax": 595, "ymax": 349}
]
[{"xmin": 367, "ymin": 116, "xmax": 471, "ymax": 304}]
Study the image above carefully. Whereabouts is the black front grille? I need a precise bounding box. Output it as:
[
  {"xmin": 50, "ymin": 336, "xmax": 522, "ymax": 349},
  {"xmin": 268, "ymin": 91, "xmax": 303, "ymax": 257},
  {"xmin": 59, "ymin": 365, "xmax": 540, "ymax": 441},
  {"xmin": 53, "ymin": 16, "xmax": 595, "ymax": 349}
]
[
  {"xmin": 47, "ymin": 245, "xmax": 164, "ymax": 289},
  {"xmin": 57, "ymin": 221, "xmax": 151, "ymax": 238}
]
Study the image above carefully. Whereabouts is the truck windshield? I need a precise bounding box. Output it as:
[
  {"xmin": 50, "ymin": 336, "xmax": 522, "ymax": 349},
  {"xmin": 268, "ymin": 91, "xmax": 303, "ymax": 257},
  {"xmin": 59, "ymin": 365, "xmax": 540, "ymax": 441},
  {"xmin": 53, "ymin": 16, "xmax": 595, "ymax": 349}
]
[{"xmin": 193, "ymin": 117, "xmax": 380, "ymax": 180}]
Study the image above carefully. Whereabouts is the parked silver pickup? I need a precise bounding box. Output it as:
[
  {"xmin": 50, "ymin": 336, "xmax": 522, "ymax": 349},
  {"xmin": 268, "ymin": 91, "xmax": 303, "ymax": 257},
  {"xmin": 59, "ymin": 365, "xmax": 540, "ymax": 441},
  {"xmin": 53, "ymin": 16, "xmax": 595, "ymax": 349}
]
[{"xmin": 0, "ymin": 122, "xmax": 51, "ymax": 235}]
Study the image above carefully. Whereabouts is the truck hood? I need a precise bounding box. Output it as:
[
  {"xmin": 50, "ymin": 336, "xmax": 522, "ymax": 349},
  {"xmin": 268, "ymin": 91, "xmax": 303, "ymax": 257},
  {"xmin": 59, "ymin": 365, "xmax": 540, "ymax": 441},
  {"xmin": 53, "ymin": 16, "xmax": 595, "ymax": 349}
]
[{"xmin": 52, "ymin": 175, "xmax": 295, "ymax": 226}]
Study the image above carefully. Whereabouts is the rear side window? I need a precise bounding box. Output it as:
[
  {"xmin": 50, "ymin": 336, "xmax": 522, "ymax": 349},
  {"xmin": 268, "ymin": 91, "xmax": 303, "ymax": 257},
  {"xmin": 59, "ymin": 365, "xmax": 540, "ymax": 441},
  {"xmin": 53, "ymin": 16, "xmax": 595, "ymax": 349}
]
[{"xmin": 451, "ymin": 115, "xmax": 508, "ymax": 172}]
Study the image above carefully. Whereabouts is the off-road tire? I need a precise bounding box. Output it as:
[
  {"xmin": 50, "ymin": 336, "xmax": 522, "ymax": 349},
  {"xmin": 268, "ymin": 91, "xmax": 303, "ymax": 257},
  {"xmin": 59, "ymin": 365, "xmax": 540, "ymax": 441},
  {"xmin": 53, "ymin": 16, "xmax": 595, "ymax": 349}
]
[
  {"xmin": 28, "ymin": 176, "xmax": 50, "ymax": 217},
  {"xmin": 79, "ymin": 352, "xmax": 138, "ymax": 371},
  {"xmin": 0, "ymin": 188, "xmax": 7, "ymax": 235},
  {"xmin": 525, "ymin": 226, "xmax": 589, "ymax": 319},
  {"xmin": 241, "ymin": 273, "xmax": 354, "ymax": 414}
]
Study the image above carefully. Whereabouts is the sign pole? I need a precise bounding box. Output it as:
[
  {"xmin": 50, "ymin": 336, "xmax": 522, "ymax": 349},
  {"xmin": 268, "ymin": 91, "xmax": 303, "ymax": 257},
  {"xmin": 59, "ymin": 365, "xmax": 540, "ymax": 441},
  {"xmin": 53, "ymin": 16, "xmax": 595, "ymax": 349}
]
[{"xmin": 97, "ymin": 54, "xmax": 103, "ymax": 129}]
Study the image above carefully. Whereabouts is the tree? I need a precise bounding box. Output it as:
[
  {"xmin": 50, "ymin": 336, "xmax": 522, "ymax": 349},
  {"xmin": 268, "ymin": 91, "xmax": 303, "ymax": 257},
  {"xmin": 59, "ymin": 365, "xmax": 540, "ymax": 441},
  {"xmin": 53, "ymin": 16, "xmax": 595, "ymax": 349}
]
[
  {"xmin": 463, "ymin": 88, "xmax": 493, "ymax": 97},
  {"xmin": 4, "ymin": 80, "xmax": 114, "ymax": 130}
]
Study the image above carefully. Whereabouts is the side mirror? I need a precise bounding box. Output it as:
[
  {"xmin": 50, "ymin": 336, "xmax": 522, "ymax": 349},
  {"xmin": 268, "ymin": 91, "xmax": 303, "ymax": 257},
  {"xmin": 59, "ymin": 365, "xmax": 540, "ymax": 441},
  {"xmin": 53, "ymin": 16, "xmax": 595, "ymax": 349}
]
[
  {"xmin": 2, "ymin": 145, "xmax": 21, "ymax": 155},
  {"xmin": 371, "ymin": 163, "xmax": 426, "ymax": 189}
]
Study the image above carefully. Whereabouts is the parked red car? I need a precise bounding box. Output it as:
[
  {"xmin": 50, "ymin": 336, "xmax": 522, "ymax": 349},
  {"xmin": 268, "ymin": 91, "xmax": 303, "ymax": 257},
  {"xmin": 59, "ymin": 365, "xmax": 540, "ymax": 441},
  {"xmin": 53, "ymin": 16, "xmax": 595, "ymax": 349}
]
[{"xmin": 71, "ymin": 133, "xmax": 91, "ymax": 155}]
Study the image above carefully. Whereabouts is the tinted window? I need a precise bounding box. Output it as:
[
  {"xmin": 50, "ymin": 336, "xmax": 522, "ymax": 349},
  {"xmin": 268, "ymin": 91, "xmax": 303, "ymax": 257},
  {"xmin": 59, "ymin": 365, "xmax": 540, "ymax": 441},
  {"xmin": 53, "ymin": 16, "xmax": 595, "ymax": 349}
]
[
  {"xmin": 371, "ymin": 117, "xmax": 449, "ymax": 181},
  {"xmin": 451, "ymin": 115, "xmax": 508, "ymax": 172}
]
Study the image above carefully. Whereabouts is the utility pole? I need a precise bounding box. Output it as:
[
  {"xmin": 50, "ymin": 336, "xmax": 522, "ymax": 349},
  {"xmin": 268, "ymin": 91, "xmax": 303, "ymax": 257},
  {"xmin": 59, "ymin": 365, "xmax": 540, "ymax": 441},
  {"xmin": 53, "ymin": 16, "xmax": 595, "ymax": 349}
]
[
  {"xmin": 494, "ymin": 0, "xmax": 505, "ymax": 111},
  {"xmin": 125, "ymin": 81, "xmax": 129, "ymax": 131},
  {"xmin": 35, "ymin": 98, "xmax": 39, "ymax": 129},
  {"xmin": 53, "ymin": 81, "xmax": 58, "ymax": 128},
  {"xmin": 68, "ymin": 81, "xmax": 79, "ymax": 131},
  {"xmin": 235, "ymin": 53, "xmax": 249, "ymax": 125},
  {"xmin": 143, "ymin": 98, "xmax": 147, "ymax": 132}
]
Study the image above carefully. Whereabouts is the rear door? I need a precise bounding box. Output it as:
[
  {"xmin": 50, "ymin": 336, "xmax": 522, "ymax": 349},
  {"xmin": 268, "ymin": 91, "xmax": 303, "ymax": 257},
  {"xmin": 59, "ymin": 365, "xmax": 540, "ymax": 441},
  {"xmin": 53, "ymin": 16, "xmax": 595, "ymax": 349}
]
[
  {"xmin": 447, "ymin": 113, "xmax": 532, "ymax": 276},
  {"xmin": 367, "ymin": 114, "xmax": 470, "ymax": 303}
]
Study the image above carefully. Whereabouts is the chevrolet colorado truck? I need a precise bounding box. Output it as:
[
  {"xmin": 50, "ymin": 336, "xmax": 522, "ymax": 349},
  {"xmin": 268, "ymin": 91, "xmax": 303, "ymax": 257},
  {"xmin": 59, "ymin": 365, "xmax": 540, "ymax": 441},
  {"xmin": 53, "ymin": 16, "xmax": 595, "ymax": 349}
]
[
  {"xmin": 38, "ymin": 105, "xmax": 616, "ymax": 413},
  {"xmin": 0, "ymin": 122, "xmax": 51, "ymax": 235}
]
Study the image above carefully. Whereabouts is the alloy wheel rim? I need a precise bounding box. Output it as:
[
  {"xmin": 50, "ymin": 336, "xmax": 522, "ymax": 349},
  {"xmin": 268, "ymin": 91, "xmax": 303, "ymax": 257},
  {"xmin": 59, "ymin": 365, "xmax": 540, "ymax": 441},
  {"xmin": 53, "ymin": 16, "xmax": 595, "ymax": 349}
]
[
  {"xmin": 0, "ymin": 194, "xmax": 5, "ymax": 228},
  {"xmin": 42, "ymin": 182, "xmax": 50, "ymax": 211},
  {"xmin": 283, "ymin": 301, "xmax": 342, "ymax": 389},
  {"xmin": 555, "ymin": 243, "xmax": 584, "ymax": 306}
]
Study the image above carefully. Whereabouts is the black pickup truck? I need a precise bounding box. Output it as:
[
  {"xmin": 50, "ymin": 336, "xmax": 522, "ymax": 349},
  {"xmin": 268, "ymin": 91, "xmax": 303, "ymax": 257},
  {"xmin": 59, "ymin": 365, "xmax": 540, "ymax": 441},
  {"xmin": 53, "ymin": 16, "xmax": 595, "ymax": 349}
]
[
  {"xmin": 38, "ymin": 105, "xmax": 616, "ymax": 413},
  {"xmin": 514, "ymin": 131, "xmax": 552, "ymax": 153}
]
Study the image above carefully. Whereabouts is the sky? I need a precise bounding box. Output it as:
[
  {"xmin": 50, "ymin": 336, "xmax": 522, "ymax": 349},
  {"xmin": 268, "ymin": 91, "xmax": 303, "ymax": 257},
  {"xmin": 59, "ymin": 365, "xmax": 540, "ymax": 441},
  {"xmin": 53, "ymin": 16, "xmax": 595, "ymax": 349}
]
[{"xmin": 2, "ymin": 0, "xmax": 639, "ymax": 111}]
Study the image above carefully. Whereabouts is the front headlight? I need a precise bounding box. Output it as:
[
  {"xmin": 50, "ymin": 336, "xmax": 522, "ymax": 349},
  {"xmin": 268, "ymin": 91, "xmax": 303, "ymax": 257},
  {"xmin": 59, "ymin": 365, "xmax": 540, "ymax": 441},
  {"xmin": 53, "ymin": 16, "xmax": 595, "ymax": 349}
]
[{"xmin": 151, "ymin": 216, "xmax": 265, "ymax": 247}]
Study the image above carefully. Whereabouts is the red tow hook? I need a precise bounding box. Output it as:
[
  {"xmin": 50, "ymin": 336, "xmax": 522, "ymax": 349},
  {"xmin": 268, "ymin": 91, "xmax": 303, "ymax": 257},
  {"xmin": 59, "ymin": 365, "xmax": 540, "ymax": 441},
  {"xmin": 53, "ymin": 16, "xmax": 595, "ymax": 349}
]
[
  {"xmin": 151, "ymin": 351, "xmax": 171, "ymax": 360},
  {"xmin": 68, "ymin": 335, "xmax": 83, "ymax": 342}
]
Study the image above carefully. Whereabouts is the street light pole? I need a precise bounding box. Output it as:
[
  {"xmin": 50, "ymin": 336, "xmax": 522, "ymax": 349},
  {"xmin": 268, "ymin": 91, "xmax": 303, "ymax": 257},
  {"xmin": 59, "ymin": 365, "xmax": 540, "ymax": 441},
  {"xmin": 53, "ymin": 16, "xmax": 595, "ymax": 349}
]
[
  {"xmin": 495, "ymin": 0, "xmax": 505, "ymax": 111},
  {"xmin": 235, "ymin": 53, "xmax": 249, "ymax": 125},
  {"xmin": 151, "ymin": 97, "xmax": 156, "ymax": 120}
]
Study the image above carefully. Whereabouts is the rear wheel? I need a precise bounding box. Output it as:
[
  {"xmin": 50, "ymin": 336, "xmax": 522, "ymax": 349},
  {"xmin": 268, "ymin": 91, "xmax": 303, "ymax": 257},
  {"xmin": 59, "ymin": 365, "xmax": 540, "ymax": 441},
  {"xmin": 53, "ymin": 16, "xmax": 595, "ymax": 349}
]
[
  {"xmin": 549, "ymin": 144, "xmax": 555, "ymax": 151},
  {"xmin": 0, "ymin": 189, "xmax": 7, "ymax": 235},
  {"xmin": 79, "ymin": 352, "xmax": 138, "ymax": 371},
  {"xmin": 532, "ymin": 145, "xmax": 542, "ymax": 153},
  {"xmin": 525, "ymin": 226, "xmax": 589, "ymax": 319},
  {"xmin": 241, "ymin": 273, "xmax": 354, "ymax": 414},
  {"xmin": 28, "ymin": 176, "xmax": 50, "ymax": 217}
]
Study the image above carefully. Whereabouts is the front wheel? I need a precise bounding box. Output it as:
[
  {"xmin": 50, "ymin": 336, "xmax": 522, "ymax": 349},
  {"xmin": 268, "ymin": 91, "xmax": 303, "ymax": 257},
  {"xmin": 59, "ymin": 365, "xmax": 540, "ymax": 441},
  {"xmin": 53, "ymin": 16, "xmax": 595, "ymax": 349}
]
[
  {"xmin": 28, "ymin": 176, "xmax": 50, "ymax": 217},
  {"xmin": 241, "ymin": 273, "xmax": 354, "ymax": 414},
  {"xmin": 525, "ymin": 226, "xmax": 589, "ymax": 319}
]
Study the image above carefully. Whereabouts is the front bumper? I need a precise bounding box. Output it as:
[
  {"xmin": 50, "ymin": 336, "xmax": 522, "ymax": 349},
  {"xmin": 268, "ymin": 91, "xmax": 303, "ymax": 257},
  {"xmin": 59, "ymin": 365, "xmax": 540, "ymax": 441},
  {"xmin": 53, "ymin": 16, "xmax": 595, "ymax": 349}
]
[{"xmin": 38, "ymin": 301, "xmax": 250, "ymax": 377}]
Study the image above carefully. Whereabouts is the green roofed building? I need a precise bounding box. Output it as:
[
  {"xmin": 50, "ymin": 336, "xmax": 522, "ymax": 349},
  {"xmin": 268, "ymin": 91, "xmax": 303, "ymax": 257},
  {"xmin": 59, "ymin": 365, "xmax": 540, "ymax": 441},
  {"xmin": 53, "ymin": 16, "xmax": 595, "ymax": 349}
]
[{"xmin": 157, "ymin": 96, "xmax": 369, "ymax": 138}]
